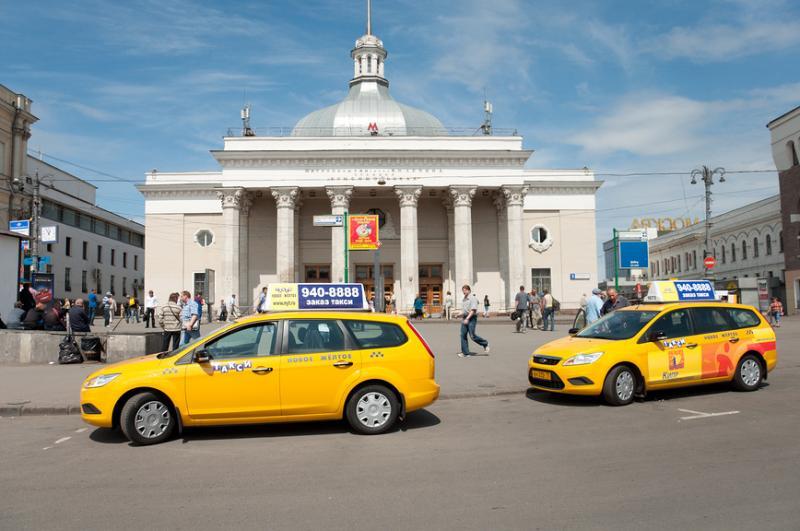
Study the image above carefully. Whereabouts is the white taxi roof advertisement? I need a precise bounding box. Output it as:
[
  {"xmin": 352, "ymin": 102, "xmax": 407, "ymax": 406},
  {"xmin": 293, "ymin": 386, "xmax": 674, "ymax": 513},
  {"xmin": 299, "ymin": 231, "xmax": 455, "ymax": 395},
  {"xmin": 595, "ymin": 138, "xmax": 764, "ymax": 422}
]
[
  {"xmin": 266, "ymin": 283, "xmax": 369, "ymax": 311},
  {"xmin": 644, "ymin": 280, "xmax": 716, "ymax": 303}
]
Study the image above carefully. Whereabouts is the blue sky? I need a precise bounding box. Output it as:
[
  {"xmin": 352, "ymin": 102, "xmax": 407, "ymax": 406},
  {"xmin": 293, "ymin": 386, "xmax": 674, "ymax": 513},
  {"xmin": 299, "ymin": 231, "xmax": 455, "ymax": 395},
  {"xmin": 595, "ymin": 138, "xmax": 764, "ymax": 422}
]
[{"xmin": 3, "ymin": 0, "xmax": 799, "ymax": 274}]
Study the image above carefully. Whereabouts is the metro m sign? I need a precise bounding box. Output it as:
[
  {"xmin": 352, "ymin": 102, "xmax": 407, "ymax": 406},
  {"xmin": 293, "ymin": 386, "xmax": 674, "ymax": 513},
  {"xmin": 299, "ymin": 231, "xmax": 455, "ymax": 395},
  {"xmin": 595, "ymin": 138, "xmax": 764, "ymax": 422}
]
[{"xmin": 367, "ymin": 122, "xmax": 378, "ymax": 135}]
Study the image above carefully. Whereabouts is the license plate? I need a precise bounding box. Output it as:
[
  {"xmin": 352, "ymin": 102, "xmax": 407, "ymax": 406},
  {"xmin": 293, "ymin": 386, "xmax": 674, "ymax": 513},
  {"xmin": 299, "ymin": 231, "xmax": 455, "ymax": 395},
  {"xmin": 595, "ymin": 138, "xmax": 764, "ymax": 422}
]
[{"xmin": 532, "ymin": 369, "xmax": 551, "ymax": 381}]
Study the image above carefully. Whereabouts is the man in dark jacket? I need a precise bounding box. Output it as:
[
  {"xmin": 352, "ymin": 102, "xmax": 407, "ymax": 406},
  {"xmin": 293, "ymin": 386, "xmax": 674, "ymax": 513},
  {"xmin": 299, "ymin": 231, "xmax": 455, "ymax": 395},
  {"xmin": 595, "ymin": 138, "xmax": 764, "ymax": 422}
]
[
  {"xmin": 22, "ymin": 303, "xmax": 45, "ymax": 330},
  {"xmin": 600, "ymin": 288, "xmax": 630, "ymax": 316},
  {"xmin": 68, "ymin": 299, "xmax": 92, "ymax": 332},
  {"xmin": 18, "ymin": 283, "xmax": 36, "ymax": 312}
]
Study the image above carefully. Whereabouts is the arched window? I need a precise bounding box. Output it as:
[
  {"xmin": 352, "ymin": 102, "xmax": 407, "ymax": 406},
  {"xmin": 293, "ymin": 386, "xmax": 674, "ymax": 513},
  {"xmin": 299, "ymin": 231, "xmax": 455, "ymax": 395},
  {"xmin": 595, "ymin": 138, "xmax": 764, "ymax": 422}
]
[
  {"xmin": 779, "ymin": 231, "xmax": 784, "ymax": 253},
  {"xmin": 789, "ymin": 140, "xmax": 800, "ymax": 167},
  {"xmin": 731, "ymin": 242, "xmax": 736, "ymax": 262},
  {"xmin": 358, "ymin": 57, "xmax": 363, "ymax": 74},
  {"xmin": 742, "ymin": 240, "xmax": 747, "ymax": 260},
  {"xmin": 753, "ymin": 237, "xmax": 759, "ymax": 257},
  {"xmin": 722, "ymin": 245, "xmax": 726, "ymax": 263},
  {"xmin": 766, "ymin": 234, "xmax": 772, "ymax": 255},
  {"xmin": 367, "ymin": 55, "xmax": 372, "ymax": 73}
]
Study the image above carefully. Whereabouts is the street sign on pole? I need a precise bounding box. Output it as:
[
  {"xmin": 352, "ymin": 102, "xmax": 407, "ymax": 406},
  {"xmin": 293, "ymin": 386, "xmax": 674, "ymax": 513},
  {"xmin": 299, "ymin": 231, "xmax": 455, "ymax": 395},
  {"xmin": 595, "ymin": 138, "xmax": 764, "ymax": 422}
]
[
  {"xmin": 619, "ymin": 240, "xmax": 649, "ymax": 269},
  {"xmin": 704, "ymin": 256, "xmax": 716, "ymax": 270},
  {"xmin": 9, "ymin": 219, "xmax": 30, "ymax": 236},
  {"xmin": 313, "ymin": 215, "xmax": 343, "ymax": 227}
]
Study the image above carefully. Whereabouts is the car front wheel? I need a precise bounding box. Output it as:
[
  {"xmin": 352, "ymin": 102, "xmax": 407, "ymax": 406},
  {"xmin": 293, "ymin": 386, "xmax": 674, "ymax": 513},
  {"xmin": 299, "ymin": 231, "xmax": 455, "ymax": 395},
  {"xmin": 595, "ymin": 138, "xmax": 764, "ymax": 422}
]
[
  {"xmin": 603, "ymin": 365, "xmax": 636, "ymax": 406},
  {"xmin": 120, "ymin": 392, "xmax": 175, "ymax": 445},
  {"xmin": 346, "ymin": 385, "xmax": 399, "ymax": 435}
]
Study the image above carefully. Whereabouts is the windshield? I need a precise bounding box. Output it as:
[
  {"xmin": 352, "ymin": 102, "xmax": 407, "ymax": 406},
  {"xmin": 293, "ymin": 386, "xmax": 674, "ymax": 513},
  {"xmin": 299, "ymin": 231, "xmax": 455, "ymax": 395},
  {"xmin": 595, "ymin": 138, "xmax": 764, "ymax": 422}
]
[
  {"xmin": 576, "ymin": 310, "xmax": 659, "ymax": 340},
  {"xmin": 155, "ymin": 334, "xmax": 206, "ymax": 359}
]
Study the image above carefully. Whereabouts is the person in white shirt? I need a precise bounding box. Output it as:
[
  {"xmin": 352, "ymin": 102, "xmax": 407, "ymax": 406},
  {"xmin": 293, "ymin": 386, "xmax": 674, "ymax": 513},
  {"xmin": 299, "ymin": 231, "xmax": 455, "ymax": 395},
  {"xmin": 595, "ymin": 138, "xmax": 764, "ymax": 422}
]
[
  {"xmin": 144, "ymin": 290, "xmax": 158, "ymax": 328},
  {"xmin": 228, "ymin": 294, "xmax": 239, "ymax": 321}
]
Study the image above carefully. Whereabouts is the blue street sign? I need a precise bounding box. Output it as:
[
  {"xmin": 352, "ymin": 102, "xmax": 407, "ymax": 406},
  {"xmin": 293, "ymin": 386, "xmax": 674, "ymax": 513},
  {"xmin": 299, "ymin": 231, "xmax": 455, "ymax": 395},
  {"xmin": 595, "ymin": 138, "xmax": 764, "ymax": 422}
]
[
  {"xmin": 38, "ymin": 256, "xmax": 51, "ymax": 265},
  {"xmin": 23, "ymin": 257, "xmax": 33, "ymax": 266},
  {"xmin": 9, "ymin": 219, "xmax": 30, "ymax": 236},
  {"xmin": 619, "ymin": 240, "xmax": 649, "ymax": 269}
]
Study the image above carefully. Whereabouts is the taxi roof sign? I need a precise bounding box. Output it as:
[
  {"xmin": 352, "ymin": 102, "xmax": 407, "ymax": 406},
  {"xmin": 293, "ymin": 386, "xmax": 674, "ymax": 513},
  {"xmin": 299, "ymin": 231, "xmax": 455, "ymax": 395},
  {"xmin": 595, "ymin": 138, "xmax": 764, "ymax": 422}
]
[
  {"xmin": 644, "ymin": 280, "xmax": 716, "ymax": 303},
  {"xmin": 265, "ymin": 283, "xmax": 369, "ymax": 312}
]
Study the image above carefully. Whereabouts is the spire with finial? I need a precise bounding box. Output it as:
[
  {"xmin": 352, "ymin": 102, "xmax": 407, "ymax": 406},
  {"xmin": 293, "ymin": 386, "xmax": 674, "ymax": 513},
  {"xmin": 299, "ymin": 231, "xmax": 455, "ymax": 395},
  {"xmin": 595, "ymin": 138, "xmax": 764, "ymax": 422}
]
[{"xmin": 351, "ymin": 0, "xmax": 387, "ymax": 86}]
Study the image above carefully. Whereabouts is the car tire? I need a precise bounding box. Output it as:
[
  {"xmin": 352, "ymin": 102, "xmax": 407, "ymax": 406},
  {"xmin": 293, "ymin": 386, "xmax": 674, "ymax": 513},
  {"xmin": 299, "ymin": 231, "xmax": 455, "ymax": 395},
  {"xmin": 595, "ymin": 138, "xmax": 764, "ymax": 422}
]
[
  {"xmin": 345, "ymin": 385, "xmax": 399, "ymax": 435},
  {"xmin": 120, "ymin": 392, "xmax": 175, "ymax": 445},
  {"xmin": 602, "ymin": 365, "xmax": 636, "ymax": 406},
  {"xmin": 732, "ymin": 354, "xmax": 763, "ymax": 392}
]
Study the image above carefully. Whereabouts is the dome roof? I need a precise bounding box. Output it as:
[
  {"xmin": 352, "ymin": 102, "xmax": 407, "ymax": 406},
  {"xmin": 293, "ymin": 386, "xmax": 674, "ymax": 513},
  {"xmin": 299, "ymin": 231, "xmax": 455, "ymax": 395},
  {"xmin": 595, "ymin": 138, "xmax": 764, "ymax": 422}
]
[{"xmin": 291, "ymin": 81, "xmax": 447, "ymax": 137}]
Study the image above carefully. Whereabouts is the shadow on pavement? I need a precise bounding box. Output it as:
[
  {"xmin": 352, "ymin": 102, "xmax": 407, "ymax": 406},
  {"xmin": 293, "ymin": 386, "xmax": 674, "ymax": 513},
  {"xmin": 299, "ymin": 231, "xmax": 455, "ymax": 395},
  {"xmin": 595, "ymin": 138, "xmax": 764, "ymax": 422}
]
[
  {"xmin": 88, "ymin": 408, "xmax": 441, "ymax": 445},
  {"xmin": 644, "ymin": 381, "xmax": 769, "ymax": 402},
  {"xmin": 525, "ymin": 388, "xmax": 602, "ymax": 407}
]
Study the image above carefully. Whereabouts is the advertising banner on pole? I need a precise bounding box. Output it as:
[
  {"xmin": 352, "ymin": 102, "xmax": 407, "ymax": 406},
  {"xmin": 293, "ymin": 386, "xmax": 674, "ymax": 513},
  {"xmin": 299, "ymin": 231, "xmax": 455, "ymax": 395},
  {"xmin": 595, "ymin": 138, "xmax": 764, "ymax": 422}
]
[{"xmin": 347, "ymin": 215, "xmax": 380, "ymax": 250}]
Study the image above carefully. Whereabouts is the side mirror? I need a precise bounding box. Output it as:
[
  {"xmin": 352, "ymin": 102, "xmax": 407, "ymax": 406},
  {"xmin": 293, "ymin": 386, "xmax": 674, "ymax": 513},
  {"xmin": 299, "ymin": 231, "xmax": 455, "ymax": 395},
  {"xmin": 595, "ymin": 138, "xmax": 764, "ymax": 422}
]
[
  {"xmin": 648, "ymin": 330, "xmax": 666, "ymax": 342},
  {"xmin": 568, "ymin": 328, "xmax": 579, "ymax": 336},
  {"xmin": 194, "ymin": 349, "xmax": 212, "ymax": 363}
]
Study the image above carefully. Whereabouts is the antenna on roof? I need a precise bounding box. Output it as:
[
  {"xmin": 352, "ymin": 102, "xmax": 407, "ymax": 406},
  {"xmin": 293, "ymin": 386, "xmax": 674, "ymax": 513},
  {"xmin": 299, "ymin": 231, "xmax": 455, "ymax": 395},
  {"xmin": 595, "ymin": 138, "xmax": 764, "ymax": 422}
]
[
  {"xmin": 480, "ymin": 89, "xmax": 493, "ymax": 136},
  {"xmin": 366, "ymin": 0, "xmax": 372, "ymax": 35},
  {"xmin": 241, "ymin": 103, "xmax": 254, "ymax": 137}
]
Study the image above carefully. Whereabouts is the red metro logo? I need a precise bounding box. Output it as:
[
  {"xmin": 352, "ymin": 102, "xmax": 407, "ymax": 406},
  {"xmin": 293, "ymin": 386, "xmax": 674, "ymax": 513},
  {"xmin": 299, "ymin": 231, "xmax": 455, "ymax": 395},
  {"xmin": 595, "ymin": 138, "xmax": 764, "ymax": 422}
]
[{"xmin": 368, "ymin": 122, "xmax": 378, "ymax": 135}]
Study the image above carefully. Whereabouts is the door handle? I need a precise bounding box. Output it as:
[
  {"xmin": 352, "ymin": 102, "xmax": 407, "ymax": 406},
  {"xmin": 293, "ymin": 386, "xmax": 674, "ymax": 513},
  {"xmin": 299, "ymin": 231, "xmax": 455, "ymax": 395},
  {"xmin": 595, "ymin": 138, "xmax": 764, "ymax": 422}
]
[
  {"xmin": 251, "ymin": 367, "xmax": 273, "ymax": 374},
  {"xmin": 729, "ymin": 338, "xmax": 740, "ymax": 343},
  {"xmin": 333, "ymin": 361, "xmax": 354, "ymax": 368},
  {"xmin": 685, "ymin": 343, "xmax": 699, "ymax": 349}
]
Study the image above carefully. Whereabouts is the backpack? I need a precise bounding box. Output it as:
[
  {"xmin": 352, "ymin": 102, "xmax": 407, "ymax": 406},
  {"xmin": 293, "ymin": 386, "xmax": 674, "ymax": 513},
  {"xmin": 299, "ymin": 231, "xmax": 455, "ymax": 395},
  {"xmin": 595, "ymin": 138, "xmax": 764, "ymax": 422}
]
[{"xmin": 552, "ymin": 298, "xmax": 561, "ymax": 312}]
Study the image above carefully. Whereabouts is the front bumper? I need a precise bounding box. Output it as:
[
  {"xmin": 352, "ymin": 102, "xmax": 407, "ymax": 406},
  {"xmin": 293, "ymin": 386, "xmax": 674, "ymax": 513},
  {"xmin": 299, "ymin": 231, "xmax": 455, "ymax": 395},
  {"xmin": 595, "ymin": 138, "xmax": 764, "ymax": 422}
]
[
  {"xmin": 79, "ymin": 387, "xmax": 117, "ymax": 428},
  {"xmin": 528, "ymin": 364, "xmax": 602, "ymax": 396}
]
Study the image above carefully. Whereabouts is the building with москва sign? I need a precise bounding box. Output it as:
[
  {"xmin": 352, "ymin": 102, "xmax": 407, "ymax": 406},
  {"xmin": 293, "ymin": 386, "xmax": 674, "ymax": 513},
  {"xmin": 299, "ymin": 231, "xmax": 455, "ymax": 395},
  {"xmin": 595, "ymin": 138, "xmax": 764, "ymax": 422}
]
[{"xmin": 137, "ymin": 7, "xmax": 601, "ymax": 315}]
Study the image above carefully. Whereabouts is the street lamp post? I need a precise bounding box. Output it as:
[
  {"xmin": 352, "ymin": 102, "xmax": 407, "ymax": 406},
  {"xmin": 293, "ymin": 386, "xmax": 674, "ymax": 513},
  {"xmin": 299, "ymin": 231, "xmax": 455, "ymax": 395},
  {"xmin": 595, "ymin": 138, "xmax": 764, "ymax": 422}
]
[{"xmin": 690, "ymin": 165, "xmax": 725, "ymax": 279}]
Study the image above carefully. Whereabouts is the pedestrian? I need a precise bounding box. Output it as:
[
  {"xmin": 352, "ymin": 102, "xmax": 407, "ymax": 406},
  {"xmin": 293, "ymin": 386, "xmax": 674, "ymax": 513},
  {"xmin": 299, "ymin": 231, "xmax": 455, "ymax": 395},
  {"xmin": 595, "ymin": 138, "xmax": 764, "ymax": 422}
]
[
  {"xmin": 218, "ymin": 299, "xmax": 228, "ymax": 321},
  {"xmin": 43, "ymin": 301, "xmax": 66, "ymax": 331},
  {"xmin": 194, "ymin": 293, "xmax": 205, "ymax": 326},
  {"xmin": 158, "ymin": 292, "xmax": 183, "ymax": 351},
  {"xmin": 68, "ymin": 299, "xmax": 92, "ymax": 333},
  {"xmin": 601, "ymin": 288, "xmax": 629, "ymax": 316},
  {"xmin": 102, "ymin": 292, "xmax": 114, "ymax": 327},
  {"xmin": 256, "ymin": 287, "xmax": 268, "ymax": 313},
  {"xmin": 413, "ymin": 293, "xmax": 424, "ymax": 319},
  {"xmin": 483, "ymin": 295, "xmax": 490, "ymax": 317},
  {"xmin": 126, "ymin": 295, "xmax": 140, "ymax": 323},
  {"xmin": 179, "ymin": 290, "xmax": 201, "ymax": 346},
  {"xmin": 514, "ymin": 285, "xmax": 529, "ymax": 333},
  {"xmin": 144, "ymin": 290, "xmax": 157, "ymax": 328},
  {"xmin": 769, "ymin": 297, "xmax": 784, "ymax": 327},
  {"xmin": 22, "ymin": 302, "xmax": 45, "ymax": 330},
  {"xmin": 527, "ymin": 289, "xmax": 541, "ymax": 329},
  {"xmin": 369, "ymin": 295, "xmax": 375, "ymax": 312},
  {"xmin": 459, "ymin": 284, "xmax": 490, "ymax": 358},
  {"xmin": 579, "ymin": 293, "xmax": 589, "ymax": 311},
  {"xmin": 586, "ymin": 288, "xmax": 604, "ymax": 325},
  {"xmin": 444, "ymin": 291, "xmax": 453, "ymax": 320},
  {"xmin": 6, "ymin": 302, "xmax": 26, "ymax": 329},
  {"xmin": 87, "ymin": 289, "xmax": 98, "ymax": 322},
  {"xmin": 228, "ymin": 293, "xmax": 239, "ymax": 321},
  {"xmin": 541, "ymin": 288, "xmax": 555, "ymax": 331},
  {"xmin": 18, "ymin": 282, "xmax": 36, "ymax": 313}
]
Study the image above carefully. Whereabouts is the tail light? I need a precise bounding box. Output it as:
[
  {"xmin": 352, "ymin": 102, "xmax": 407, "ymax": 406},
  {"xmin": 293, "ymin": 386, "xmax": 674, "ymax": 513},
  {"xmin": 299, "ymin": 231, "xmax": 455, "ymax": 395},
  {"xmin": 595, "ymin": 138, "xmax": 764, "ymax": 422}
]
[{"xmin": 407, "ymin": 320, "xmax": 435, "ymax": 358}]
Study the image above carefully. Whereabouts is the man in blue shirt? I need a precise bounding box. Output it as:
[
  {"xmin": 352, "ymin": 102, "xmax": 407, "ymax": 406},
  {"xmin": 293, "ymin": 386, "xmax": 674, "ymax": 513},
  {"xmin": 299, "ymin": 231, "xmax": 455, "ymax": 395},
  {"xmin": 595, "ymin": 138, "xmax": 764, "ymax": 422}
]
[
  {"xmin": 87, "ymin": 289, "xmax": 98, "ymax": 323},
  {"xmin": 586, "ymin": 288, "xmax": 604, "ymax": 325},
  {"xmin": 180, "ymin": 291, "xmax": 200, "ymax": 346}
]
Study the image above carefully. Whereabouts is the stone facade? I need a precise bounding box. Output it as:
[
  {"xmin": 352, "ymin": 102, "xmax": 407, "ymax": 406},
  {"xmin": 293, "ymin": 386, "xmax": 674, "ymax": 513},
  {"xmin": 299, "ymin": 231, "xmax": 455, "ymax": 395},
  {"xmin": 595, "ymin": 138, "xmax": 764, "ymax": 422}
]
[{"xmin": 0, "ymin": 84, "xmax": 37, "ymax": 227}]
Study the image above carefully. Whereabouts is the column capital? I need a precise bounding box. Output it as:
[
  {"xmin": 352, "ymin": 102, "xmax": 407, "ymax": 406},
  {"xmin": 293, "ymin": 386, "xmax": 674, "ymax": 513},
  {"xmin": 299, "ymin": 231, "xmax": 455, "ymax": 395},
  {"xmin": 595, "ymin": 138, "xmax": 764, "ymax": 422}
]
[
  {"xmin": 441, "ymin": 193, "xmax": 454, "ymax": 212},
  {"xmin": 448, "ymin": 185, "xmax": 477, "ymax": 207},
  {"xmin": 394, "ymin": 185, "xmax": 422, "ymax": 208},
  {"xmin": 501, "ymin": 184, "xmax": 529, "ymax": 207},
  {"xmin": 325, "ymin": 185, "xmax": 353, "ymax": 209},
  {"xmin": 217, "ymin": 188, "xmax": 244, "ymax": 209},
  {"xmin": 240, "ymin": 192, "xmax": 255, "ymax": 217},
  {"xmin": 491, "ymin": 190, "xmax": 506, "ymax": 211},
  {"xmin": 272, "ymin": 186, "xmax": 299, "ymax": 209}
]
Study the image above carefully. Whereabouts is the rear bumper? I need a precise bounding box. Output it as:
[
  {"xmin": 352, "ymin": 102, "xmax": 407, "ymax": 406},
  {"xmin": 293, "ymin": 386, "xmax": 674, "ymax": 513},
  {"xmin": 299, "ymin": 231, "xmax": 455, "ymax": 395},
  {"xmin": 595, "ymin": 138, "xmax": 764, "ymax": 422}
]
[
  {"xmin": 528, "ymin": 365, "xmax": 602, "ymax": 396},
  {"xmin": 404, "ymin": 380, "xmax": 440, "ymax": 412}
]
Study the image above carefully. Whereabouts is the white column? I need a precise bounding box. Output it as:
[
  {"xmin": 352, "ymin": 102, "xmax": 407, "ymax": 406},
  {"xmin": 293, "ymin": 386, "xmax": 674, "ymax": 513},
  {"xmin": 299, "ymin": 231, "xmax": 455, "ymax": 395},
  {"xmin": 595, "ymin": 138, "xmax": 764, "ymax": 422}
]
[
  {"xmin": 239, "ymin": 192, "xmax": 253, "ymax": 307},
  {"xmin": 272, "ymin": 187, "xmax": 299, "ymax": 283},
  {"xmin": 217, "ymin": 188, "xmax": 243, "ymax": 306},
  {"xmin": 442, "ymin": 194, "xmax": 456, "ymax": 298},
  {"xmin": 493, "ymin": 191, "xmax": 508, "ymax": 311},
  {"xmin": 449, "ymin": 186, "xmax": 476, "ymax": 288},
  {"xmin": 395, "ymin": 185, "xmax": 422, "ymax": 312},
  {"xmin": 503, "ymin": 185, "xmax": 529, "ymax": 304},
  {"xmin": 326, "ymin": 186, "xmax": 353, "ymax": 283},
  {"xmin": 294, "ymin": 196, "xmax": 303, "ymax": 282}
]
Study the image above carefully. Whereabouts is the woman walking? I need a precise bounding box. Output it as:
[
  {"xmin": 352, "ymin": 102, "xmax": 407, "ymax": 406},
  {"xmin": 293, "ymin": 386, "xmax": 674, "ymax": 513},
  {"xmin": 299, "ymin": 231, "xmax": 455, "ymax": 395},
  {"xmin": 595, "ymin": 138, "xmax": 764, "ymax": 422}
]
[
  {"xmin": 769, "ymin": 297, "xmax": 784, "ymax": 327},
  {"xmin": 483, "ymin": 295, "xmax": 490, "ymax": 318}
]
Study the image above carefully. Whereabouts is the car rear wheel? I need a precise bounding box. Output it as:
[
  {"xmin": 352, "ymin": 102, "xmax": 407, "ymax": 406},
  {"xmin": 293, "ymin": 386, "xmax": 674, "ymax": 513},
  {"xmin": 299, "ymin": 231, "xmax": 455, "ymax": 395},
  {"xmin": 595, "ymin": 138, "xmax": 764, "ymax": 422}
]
[
  {"xmin": 120, "ymin": 392, "xmax": 175, "ymax": 445},
  {"xmin": 603, "ymin": 365, "xmax": 636, "ymax": 406},
  {"xmin": 732, "ymin": 354, "xmax": 763, "ymax": 392},
  {"xmin": 346, "ymin": 385, "xmax": 399, "ymax": 435}
]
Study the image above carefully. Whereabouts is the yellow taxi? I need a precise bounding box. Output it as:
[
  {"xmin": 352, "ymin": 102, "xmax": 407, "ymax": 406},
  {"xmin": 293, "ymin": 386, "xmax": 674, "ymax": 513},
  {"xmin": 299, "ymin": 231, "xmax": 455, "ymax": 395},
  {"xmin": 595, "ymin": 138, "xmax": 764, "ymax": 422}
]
[
  {"xmin": 80, "ymin": 284, "xmax": 439, "ymax": 445},
  {"xmin": 528, "ymin": 280, "xmax": 777, "ymax": 405}
]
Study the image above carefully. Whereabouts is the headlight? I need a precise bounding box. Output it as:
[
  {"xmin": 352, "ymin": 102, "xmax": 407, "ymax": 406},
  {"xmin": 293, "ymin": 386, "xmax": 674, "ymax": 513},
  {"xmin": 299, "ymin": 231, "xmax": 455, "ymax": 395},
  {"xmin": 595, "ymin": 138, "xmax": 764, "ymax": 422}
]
[
  {"xmin": 563, "ymin": 352, "xmax": 603, "ymax": 366},
  {"xmin": 84, "ymin": 373, "xmax": 121, "ymax": 388}
]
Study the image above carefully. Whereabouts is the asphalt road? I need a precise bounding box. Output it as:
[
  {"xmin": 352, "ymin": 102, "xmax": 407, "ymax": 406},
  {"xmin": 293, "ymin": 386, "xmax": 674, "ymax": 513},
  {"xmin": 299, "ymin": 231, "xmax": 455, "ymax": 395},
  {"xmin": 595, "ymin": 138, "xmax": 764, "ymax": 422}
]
[{"xmin": 2, "ymin": 357, "xmax": 799, "ymax": 530}]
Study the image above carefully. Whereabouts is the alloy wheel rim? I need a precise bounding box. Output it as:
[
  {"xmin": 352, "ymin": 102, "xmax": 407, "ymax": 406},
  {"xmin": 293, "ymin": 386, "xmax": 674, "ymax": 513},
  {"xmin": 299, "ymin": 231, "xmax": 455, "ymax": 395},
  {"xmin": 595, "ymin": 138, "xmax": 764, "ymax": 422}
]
[
  {"xmin": 134, "ymin": 401, "xmax": 170, "ymax": 439},
  {"xmin": 356, "ymin": 392, "xmax": 392, "ymax": 428},
  {"xmin": 740, "ymin": 359, "xmax": 761, "ymax": 387},
  {"xmin": 616, "ymin": 371, "xmax": 634, "ymax": 401}
]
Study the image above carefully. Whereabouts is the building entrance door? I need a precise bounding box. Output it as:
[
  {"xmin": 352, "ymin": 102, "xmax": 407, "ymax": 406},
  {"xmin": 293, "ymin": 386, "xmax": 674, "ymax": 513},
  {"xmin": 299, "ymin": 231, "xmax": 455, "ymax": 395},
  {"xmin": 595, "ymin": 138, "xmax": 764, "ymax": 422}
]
[
  {"xmin": 305, "ymin": 264, "xmax": 331, "ymax": 283},
  {"xmin": 355, "ymin": 264, "xmax": 394, "ymax": 308},
  {"xmin": 419, "ymin": 264, "xmax": 443, "ymax": 315}
]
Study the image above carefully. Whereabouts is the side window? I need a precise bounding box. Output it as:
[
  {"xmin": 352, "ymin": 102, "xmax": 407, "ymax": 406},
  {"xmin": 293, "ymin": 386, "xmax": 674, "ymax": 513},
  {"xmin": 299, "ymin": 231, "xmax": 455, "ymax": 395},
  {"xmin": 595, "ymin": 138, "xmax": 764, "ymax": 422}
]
[
  {"xmin": 727, "ymin": 308, "xmax": 760, "ymax": 329},
  {"xmin": 287, "ymin": 320, "xmax": 345, "ymax": 354},
  {"xmin": 343, "ymin": 320, "xmax": 408, "ymax": 349},
  {"xmin": 689, "ymin": 308, "xmax": 733, "ymax": 334},
  {"xmin": 205, "ymin": 323, "xmax": 277, "ymax": 359},
  {"xmin": 649, "ymin": 309, "xmax": 692, "ymax": 339}
]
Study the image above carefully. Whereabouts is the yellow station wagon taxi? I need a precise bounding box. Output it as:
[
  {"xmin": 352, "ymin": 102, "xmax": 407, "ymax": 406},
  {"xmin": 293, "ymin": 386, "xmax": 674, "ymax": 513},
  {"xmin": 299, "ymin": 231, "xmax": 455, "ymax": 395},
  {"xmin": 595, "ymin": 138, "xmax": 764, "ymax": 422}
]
[
  {"xmin": 528, "ymin": 280, "xmax": 777, "ymax": 405},
  {"xmin": 81, "ymin": 284, "xmax": 439, "ymax": 445}
]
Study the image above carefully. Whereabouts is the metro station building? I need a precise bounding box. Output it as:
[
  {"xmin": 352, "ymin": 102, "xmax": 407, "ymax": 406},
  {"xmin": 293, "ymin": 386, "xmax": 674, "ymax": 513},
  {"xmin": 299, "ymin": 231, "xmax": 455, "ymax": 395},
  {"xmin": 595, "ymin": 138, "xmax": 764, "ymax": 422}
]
[{"xmin": 139, "ymin": 14, "xmax": 600, "ymax": 314}]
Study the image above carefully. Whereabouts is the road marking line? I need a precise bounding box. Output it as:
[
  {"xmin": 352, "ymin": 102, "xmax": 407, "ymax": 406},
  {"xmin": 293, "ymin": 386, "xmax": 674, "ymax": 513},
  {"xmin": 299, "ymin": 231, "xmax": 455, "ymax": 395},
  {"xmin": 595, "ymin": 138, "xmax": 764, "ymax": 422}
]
[
  {"xmin": 678, "ymin": 408, "xmax": 740, "ymax": 421},
  {"xmin": 54, "ymin": 436, "xmax": 72, "ymax": 444},
  {"xmin": 75, "ymin": 428, "xmax": 88, "ymax": 433},
  {"xmin": 42, "ymin": 447, "xmax": 52, "ymax": 451}
]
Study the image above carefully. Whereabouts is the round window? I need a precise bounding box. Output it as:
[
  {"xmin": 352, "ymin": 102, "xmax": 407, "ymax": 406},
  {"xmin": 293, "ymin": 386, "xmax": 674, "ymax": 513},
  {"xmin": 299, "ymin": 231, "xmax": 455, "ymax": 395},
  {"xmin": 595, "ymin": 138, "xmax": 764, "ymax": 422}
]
[
  {"xmin": 529, "ymin": 224, "xmax": 553, "ymax": 253},
  {"xmin": 195, "ymin": 229, "xmax": 215, "ymax": 247},
  {"xmin": 532, "ymin": 226, "xmax": 548, "ymax": 243}
]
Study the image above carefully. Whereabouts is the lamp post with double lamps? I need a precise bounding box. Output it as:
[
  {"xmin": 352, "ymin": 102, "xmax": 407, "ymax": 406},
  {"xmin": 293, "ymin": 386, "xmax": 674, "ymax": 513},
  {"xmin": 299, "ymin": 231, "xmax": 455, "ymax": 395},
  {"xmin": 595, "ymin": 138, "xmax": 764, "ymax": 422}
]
[{"xmin": 690, "ymin": 165, "xmax": 725, "ymax": 279}]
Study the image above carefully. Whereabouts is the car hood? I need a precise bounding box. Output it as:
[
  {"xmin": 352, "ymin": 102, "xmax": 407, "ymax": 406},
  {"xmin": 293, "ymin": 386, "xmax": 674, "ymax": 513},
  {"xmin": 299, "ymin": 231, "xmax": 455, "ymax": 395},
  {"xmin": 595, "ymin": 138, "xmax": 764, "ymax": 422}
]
[
  {"xmin": 84, "ymin": 354, "xmax": 162, "ymax": 381},
  {"xmin": 534, "ymin": 336, "xmax": 614, "ymax": 357}
]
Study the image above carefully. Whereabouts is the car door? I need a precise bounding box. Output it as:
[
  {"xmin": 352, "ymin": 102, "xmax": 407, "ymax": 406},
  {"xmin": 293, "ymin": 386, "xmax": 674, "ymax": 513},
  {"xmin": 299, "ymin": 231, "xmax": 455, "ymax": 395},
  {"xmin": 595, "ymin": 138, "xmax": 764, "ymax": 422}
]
[
  {"xmin": 641, "ymin": 308, "xmax": 703, "ymax": 388},
  {"xmin": 279, "ymin": 318, "xmax": 361, "ymax": 416},
  {"xmin": 689, "ymin": 307, "xmax": 739, "ymax": 381},
  {"xmin": 184, "ymin": 321, "xmax": 281, "ymax": 421}
]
